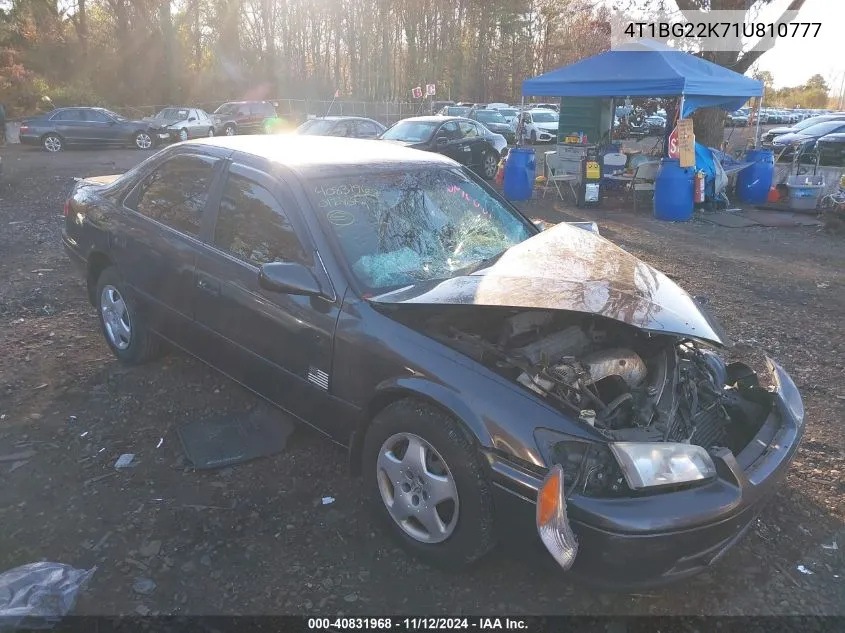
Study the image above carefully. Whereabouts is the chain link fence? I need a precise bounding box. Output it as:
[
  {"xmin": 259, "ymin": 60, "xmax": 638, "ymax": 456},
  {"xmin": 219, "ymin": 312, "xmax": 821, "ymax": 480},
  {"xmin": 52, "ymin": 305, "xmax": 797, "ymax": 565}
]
[{"xmin": 112, "ymin": 99, "xmax": 437, "ymax": 126}]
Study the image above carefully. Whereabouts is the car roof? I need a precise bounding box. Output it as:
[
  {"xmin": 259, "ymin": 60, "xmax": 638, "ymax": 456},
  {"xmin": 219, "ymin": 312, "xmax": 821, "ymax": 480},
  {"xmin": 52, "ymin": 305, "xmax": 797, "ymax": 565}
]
[
  {"xmin": 398, "ymin": 115, "xmax": 456, "ymax": 122},
  {"xmin": 187, "ymin": 135, "xmax": 453, "ymax": 175},
  {"xmin": 308, "ymin": 116, "xmax": 381, "ymax": 123}
]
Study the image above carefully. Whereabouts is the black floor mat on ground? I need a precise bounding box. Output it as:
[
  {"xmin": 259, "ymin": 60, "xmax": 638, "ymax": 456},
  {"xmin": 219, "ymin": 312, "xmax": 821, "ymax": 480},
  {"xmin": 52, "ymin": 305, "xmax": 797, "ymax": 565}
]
[{"xmin": 176, "ymin": 408, "xmax": 295, "ymax": 469}]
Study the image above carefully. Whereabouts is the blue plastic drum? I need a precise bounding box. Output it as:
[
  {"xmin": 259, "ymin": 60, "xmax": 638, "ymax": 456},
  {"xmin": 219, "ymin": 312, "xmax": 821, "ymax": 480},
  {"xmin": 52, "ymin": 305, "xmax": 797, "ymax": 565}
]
[
  {"xmin": 736, "ymin": 149, "xmax": 774, "ymax": 204},
  {"xmin": 653, "ymin": 158, "xmax": 694, "ymax": 221},
  {"xmin": 503, "ymin": 148, "xmax": 536, "ymax": 201}
]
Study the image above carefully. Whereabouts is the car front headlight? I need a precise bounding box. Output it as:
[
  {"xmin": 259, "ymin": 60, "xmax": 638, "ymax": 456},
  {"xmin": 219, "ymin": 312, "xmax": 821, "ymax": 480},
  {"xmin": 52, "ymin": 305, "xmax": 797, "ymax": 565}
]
[
  {"xmin": 767, "ymin": 357, "xmax": 805, "ymax": 425},
  {"xmin": 609, "ymin": 442, "xmax": 716, "ymax": 490}
]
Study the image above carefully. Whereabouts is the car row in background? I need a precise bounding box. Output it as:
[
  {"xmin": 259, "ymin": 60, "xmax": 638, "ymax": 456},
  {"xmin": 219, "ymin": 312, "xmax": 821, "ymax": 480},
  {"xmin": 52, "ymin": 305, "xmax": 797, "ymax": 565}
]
[{"xmin": 768, "ymin": 119, "xmax": 845, "ymax": 160}]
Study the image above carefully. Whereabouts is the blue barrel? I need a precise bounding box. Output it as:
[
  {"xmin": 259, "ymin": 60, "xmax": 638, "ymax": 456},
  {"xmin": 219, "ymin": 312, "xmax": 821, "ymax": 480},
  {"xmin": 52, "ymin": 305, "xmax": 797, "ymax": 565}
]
[
  {"xmin": 736, "ymin": 149, "xmax": 774, "ymax": 204},
  {"xmin": 503, "ymin": 148, "xmax": 536, "ymax": 201},
  {"xmin": 653, "ymin": 158, "xmax": 694, "ymax": 221}
]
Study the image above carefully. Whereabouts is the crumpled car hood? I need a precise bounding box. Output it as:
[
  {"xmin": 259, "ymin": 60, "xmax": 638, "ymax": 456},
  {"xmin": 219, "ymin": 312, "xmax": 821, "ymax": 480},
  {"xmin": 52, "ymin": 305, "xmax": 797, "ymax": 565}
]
[{"xmin": 369, "ymin": 223, "xmax": 728, "ymax": 346}]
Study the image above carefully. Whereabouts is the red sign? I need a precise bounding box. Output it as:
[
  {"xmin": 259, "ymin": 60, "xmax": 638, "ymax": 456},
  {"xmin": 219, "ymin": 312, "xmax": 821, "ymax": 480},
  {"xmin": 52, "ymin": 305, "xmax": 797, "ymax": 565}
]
[
  {"xmin": 411, "ymin": 86, "xmax": 423, "ymax": 99},
  {"xmin": 667, "ymin": 126, "xmax": 679, "ymax": 159}
]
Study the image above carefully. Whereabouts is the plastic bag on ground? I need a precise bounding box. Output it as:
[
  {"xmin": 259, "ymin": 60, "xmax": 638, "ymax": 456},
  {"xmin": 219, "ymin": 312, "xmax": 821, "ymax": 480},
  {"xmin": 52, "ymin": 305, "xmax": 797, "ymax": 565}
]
[{"xmin": 0, "ymin": 562, "xmax": 95, "ymax": 630}]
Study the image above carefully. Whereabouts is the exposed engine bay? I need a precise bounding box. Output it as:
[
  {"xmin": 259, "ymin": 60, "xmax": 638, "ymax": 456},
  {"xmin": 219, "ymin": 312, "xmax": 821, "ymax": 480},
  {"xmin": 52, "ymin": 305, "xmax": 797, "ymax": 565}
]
[{"xmin": 392, "ymin": 307, "xmax": 773, "ymax": 454}]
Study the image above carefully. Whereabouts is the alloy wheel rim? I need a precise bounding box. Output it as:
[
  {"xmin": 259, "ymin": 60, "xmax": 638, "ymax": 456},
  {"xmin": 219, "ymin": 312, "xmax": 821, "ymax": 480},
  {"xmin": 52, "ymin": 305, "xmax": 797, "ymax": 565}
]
[
  {"xmin": 484, "ymin": 154, "xmax": 497, "ymax": 177},
  {"xmin": 45, "ymin": 136, "xmax": 61, "ymax": 152},
  {"xmin": 136, "ymin": 133, "xmax": 152, "ymax": 149},
  {"xmin": 225, "ymin": 126, "xmax": 235, "ymax": 136},
  {"xmin": 100, "ymin": 285, "xmax": 132, "ymax": 350},
  {"xmin": 376, "ymin": 432, "xmax": 459, "ymax": 544},
  {"xmin": 179, "ymin": 129, "xmax": 188, "ymax": 142}
]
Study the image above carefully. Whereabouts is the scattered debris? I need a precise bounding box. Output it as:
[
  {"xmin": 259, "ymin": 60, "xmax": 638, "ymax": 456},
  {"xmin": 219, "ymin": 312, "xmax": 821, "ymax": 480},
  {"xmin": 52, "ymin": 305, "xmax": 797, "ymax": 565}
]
[
  {"xmin": 8, "ymin": 460, "xmax": 30, "ymax": 474},
  {"xmin": 68, "ymin": 415, "xmax": 77, "ymax": 424},
  {"xmin": 0, "ymin": 562, "xmax": 95, "ymax": 626},
  {"xmin": 138, "ymin": 540, "xmax": 162, "ymax": 558},
  {"xmin": 322, "ymin": 496, "xmax": 335, "ymax": 505},
  {"xmin": 132, "ymin": 578, "xmax": 157, "ymax": 596},
  {"xmin": 31, "ymin": 269, "xmax": 54, "ymax": 274},
  {"xmin": 199, "ymin": 555, "xmax": 211, "ymax": 567},
  {"xmin": 92, "ymin": 531, "xmax": 113, "ymax": 552},
  {"xmin": 79, "ymin": 431, "xmax": 89, "ymax": 438},
  {"xmin": 817, "ymin": 282, "xmax": 829, "ymax": 289},
  {"xmin": 344, "ymin": 593, "xmax": 359, "ymax": 603},
  {"xmin": 83, "ymin": 472, "xmax": 116, "ymax": 487},
  {"xmin": 33, "ymin": 383, "xmax": 49, "ymax": 391},
  {"xmin": 134, "ymin": 605, "xmax": 150, "ymax": 616},
  {"xmin": 821, "ymin": 541, "xmax": 838, "ymax": 551},
  {"xmin": 0, "ymin": 450, "xmax": 36, "ymax": 463},
  {"xmin": 156, "ymin": 437, "xmax": 164, "ymax": 449},
  {"xmin": 114, "ymin": 454, "xmax": 136, "ymax": 469},
  {"xmin": 797, "ymin": 564, "xmax": 814, "ymax": 575}
]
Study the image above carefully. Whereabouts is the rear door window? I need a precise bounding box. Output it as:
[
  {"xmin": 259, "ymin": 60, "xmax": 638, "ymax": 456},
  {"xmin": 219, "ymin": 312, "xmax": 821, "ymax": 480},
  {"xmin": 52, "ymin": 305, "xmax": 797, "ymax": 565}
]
[
  {"xmin": 356, "ymin": 121, "xmax": 381, "ymax": 137},
  {"xmin": 459, "ymin": 121, "xmax": 478, "ymax": 138},
  {"xmin": 85, "ymin": 109, "xmax": 113, "ymax": 123},
  {"xmin": 127, "ymin": 154, "xmax": 219, "ymax": 237},
  {"xmin": 51, "ymin": 110, "xmax": 85, "ymax": 122},
  {"xmin": 213, "ymin": 166, "xmax": 310, "ymax": 267}
]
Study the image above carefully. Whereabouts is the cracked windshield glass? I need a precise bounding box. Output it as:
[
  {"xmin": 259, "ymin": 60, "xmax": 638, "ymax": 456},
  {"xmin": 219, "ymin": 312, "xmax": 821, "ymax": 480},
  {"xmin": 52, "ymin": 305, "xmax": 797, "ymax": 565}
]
[{"xmin": 311, "ymin": 169, "xmax": 533, "ymax": 292}]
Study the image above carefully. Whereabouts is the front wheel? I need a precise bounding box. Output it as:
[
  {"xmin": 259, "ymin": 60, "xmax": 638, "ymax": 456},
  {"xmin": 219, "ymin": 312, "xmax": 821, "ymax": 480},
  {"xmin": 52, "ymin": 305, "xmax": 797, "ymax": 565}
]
[
  {"xmin": 95, "ymin": 267, "xmax": 160, "ymax": 364},
  {"xmin": 178, "ymin": 128, "xmax": 189, "ymax": 142},
  {"xmin": 530, "ymin": 130, "xmax": 537, "ymax": 144},
  {"xmin": 134, "ymin": 131, "xmax": 153, "ymax": 149},
  {"xmin": 224, "ymin": 124, "xmax": 236, "ymax": 136},
  {"xmin": 207, "ymin": 127, "xmax": 215, "ymax": 137},
  {"xmin": 480, "ymin": 150, "xmax": 498, "ymax": 180},
  {"xmin": 362, "ymin": 400, "xmax": 496, "ymax": 569}
]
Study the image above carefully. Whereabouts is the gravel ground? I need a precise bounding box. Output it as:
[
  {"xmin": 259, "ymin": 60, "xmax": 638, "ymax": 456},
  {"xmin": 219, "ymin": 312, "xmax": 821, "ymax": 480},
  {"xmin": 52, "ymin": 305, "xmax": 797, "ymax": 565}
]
[{"xmin": 0, "ymin": 144, "xmax": 842, "ymax": 618}]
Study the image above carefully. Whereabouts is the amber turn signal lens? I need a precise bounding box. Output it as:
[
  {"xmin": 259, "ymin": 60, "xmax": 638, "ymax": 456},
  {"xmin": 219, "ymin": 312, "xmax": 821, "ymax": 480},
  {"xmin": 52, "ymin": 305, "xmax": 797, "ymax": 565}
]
[{"xmin": 537, "ymin": 468, "xmax": 561, "ymax": 526}]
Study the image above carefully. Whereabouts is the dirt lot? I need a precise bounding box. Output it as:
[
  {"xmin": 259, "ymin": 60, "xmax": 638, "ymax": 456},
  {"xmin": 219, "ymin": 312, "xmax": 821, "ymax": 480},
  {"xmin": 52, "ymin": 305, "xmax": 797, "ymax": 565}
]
[{"xmin": 0, "ymin": 144, "xmax": 843, "ymax": 618}]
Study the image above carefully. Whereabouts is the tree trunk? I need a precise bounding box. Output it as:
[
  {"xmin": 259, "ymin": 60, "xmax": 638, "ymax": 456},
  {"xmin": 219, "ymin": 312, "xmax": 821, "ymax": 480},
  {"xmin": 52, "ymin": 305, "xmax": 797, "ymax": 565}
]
[{"xmin": 692, "ymin": 107, "xmax": 726, "ymax": 149}]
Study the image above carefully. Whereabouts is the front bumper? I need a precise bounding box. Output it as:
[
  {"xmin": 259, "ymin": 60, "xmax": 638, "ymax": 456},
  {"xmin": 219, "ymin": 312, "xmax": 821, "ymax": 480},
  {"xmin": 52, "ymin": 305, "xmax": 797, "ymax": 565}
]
[{"xmin": 487, "ymin": 366, "xmax": 805, "ymax": 589}]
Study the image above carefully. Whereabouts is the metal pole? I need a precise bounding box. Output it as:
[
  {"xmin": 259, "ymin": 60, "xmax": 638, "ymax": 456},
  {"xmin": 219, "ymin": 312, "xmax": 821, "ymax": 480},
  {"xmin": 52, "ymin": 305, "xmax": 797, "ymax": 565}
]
[
  {"xmin": 838, "ymin": 72, "xmax": 845, "ymax": 110},
  {"xmin": 519, "ymin": 95, "xmax": 525, "ymax": 147},
  {"xmin": 754, "ymin": 91, "xmax": 763, "ymax": 149}
]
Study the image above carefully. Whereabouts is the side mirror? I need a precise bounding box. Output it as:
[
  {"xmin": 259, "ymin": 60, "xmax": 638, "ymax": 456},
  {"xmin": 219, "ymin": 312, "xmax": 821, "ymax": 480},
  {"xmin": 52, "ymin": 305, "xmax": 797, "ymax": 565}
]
[
  {"xmin": 258, "ymin": 261, "xmax": 323, "ymax": 297},
  {"xmin": 436, "ymin": 136, "xmax": 448, "ymax": 146}
]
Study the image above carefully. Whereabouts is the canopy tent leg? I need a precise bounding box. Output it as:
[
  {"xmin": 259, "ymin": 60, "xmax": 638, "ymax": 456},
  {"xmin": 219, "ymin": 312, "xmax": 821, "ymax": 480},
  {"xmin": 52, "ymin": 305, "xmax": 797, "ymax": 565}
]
[
  {"xmin": 518, "ymin": 95, "xmax": 525, "ymax": 147},
  {"xmin": 754, "ymin": 93, "xmax": 763, "ymax": 148}
]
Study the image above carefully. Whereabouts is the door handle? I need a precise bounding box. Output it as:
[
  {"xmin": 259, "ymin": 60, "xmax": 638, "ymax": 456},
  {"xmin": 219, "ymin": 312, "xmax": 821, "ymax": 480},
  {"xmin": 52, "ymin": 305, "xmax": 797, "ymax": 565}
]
[{"xmin": 196, "ymin": 277, "xmax": 220, "ymax": 296}]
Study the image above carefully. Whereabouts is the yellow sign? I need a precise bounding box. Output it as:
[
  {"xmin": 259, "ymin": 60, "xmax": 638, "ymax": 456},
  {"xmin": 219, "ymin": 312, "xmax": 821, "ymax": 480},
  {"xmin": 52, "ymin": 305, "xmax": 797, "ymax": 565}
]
[
  {"xmin": 677, "ymin": 118, "xmax": 695, "ymax": 168},
  {"xmin": 585, "ymin": 161, "xmax": 601, "ymax": 180},
  {"xmin": 565, "ymin": 136, "xmax": 580, "ymax": 144}
]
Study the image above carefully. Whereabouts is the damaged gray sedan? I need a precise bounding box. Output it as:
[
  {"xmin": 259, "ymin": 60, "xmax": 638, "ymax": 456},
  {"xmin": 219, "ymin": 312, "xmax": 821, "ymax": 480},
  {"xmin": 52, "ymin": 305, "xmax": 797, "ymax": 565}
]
[{"xmin": 63, "ymin": 137, "xmax": 804, "ymax": 588}]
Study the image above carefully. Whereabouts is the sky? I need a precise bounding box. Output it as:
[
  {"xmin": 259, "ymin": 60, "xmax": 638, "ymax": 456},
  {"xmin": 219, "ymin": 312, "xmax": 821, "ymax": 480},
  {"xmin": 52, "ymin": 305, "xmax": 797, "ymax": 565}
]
[
  {"xmin": 602, "ymin": 0, "xmax": 844, "ymax": 95},
  {"xmin": 753, "ymin": 0, "xmax": 844, "ymax": 91}
]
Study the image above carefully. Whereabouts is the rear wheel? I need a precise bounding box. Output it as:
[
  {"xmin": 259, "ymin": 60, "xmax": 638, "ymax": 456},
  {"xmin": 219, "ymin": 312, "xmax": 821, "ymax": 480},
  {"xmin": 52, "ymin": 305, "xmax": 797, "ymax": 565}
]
[
  {"xmin": 43, "ymin": 134, "xmax": 63, "ymax": 152},
  {"xmin": 207, "ymin": 127, "xmax": 215, "ymax": 137},
  {"xmin": 480, "ymin": 150, "xmax": 498, "ymax": 180},
  {"xmin": 362, "ymin": 400, "xmax": 496, "ymax": 569},
  {"xmin": 95, "ymin": 267, "xmax": 160, "ymax": 364},
  {"xmin": 134, "ymin": 131, "xmax": 153, "ymax": 149}
]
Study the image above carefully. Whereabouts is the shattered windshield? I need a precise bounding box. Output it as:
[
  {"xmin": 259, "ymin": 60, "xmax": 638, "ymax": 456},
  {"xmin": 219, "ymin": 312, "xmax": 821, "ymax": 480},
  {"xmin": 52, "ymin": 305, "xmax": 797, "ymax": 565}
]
[{"xmin": 310, "ymin": 169, "xmax": 534, "ymax": 293}]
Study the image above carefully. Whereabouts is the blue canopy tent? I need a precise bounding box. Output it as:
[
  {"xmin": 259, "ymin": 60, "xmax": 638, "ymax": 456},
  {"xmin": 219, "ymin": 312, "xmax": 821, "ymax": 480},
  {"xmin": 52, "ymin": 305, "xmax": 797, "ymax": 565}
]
[
  {"xmin": 522, "ymin": 39, "xmax": 764, "ymax": 206},
  {"xmin": 521, "ymin": 39, "xmax": 763, "ymax": 118}
]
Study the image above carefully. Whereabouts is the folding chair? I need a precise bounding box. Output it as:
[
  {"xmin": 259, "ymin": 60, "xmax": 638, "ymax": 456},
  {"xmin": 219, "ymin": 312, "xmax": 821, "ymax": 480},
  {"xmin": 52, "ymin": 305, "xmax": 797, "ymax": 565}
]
[
  {"xmin": 631, "ymin": 160, "xmax": 659, "ymax": 213},
  {"xmin": 542, "ymin": 150, "xmax": 578, "ymax": 203},
  {"xmin": 601, "ymin": 151, "xmax": 629, "ymax": 193}
]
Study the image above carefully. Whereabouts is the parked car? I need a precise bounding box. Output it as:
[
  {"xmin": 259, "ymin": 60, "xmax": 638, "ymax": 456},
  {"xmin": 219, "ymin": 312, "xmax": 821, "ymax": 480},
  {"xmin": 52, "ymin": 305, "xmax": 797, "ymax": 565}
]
[
  {"xmin": 495, "ymin": 108, "xmax": 520, "ymax": 126},
  {"xmin": 294, "ymin": 116, "xmax": 386, "ymax": 139},
  {"xmin": 19, "ymin": 107, "xmax": 157, "ymax": 152},
  {"xmin": 61, "ymin": 134, "xmax": 805, "ymax": 588},
  {"xmin": 644, "ymin": 115, "xmax": 666, "ymax": 134},
  {"xmin": 519, "ymin": 109, "xmax": 558, "ymax": 144},
  {"xmin": 438, "ymin": 106, "xmax": 471, "ymax": 117},
  {"xmin": 815, "ymin": 132, "xmax": 845, "ymax": 165},
  {"xmin": 772, "ymin": 120, "xmax": 845, "ymax": 156},
  {"xmin": 467, "ymin": 108, "xmax": 515, "ymax": 143},
  {"xmin": 532, "ymin": 102, "xmax": 559, "ymax": 112},
  {"xmin": 430, "ymin": 100, "xmax": 456, "ymax": 114},
  {"xmin": 148, "ymin": 107, "xmax": 215, "ymax": 143},
  {"xmin": 211, "ymin": 101, "xmax": 278, "ymax": 136},
  {"xmin": 726, "ymin": 111, "xmax": 749, "ymax": 127},
  {"xmin": 485, "ymin": 103, "xmax": 510, "ymax": 111},
  {"xmin": 379, "ymin": 115, "xmax": 505, "ymax": 179},
  {"xmin": 761, "ymin": 114, "xmax": 845, "ymax": 146}
]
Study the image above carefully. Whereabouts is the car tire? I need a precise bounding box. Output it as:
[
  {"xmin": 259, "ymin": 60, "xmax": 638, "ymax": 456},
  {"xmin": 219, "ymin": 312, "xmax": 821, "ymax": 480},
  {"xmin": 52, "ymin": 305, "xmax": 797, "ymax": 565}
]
[
  {"xmin": 42, "ymin": 134, "xmax": 63, "ymax": 152},
  {"xmin": 133, "ymin": 131, "xmax": 153, "ymax": 150},
  {"xmin": 480, "ymin": 149, "xmax": 498, "ymax": 180},
  {"xmin": 207, "ymin": 128, "xmax": 215, "ymax": 137},
  {"xmin": 362, "ymin": 399, "xmax": 496, "ymax": 570},
  {"xmin": 224, "ymin": 124, "xmax": 236, "ymax": 136},
  {"xmin": 530, "ymin": 130, "xmax": 537, "ymax": 144},
  {"xmin": 95, "ymin": 266, "xmax": 160, "ymax": 364},
  {"xmin": 178, "ymin": 128, "xmax": 189, "ymax": 142}
]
